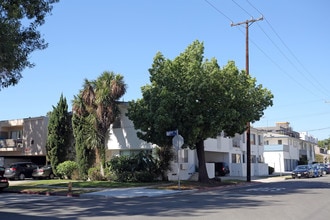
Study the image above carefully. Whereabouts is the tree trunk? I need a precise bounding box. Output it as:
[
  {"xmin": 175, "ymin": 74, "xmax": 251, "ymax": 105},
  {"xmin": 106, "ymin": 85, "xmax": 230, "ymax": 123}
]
[
  {"xmin": 196, "ymin": 140, "xmax": 209, "ymax": 183},
  {"xmin": 100, "ymin": 135, "xmax": 107, "ymax": 177},
  {"xmin": 94, "ymin": 146, "xmax": 105, "ymax": 177},
  {"xmin": 94, "ymin": 147, "xmax": 101, "ymax": 166}
]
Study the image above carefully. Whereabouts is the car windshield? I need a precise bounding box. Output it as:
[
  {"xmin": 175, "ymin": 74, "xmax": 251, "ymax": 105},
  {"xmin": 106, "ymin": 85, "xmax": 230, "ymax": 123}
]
[{"xmin": 296, "ymin": 165, "xmax": 307, "ymax": 170}]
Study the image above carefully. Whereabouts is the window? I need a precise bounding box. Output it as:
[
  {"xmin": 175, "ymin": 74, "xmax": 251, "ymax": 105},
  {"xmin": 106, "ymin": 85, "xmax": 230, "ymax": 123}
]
[
  {"xmin": 181, "ymin": 149, "xmax": 188, "ymax": 163},
  {"xmin": 251, "ymin": 155, "xmax": 256, "ymax": 163},
  {"xmin": 112, "ymin": 117, "xmax": 121, "ymax": 128},
  {"xmin": 174, "ymin": 149, "xmax": 188, "ymax": 163},
  {"xmin": 119, "ymin": 149, "xmax": 152, "ymax": 157},
  {"xmin": 250, "ymin": 134, "xmax": 256, "ymax": 145},
  {"xmin": 278, "ymin": 140, "xmax": 282, "ymax": 145},
  {"xmin": 233, "ymin": 139, "xmax": 240, "ymax": 148},
  {"xmin": 10, "ymin": 130, "xmax": 22, "ymax": 139},
  {"xmin": 258, "ymin": 135, "xmax": 262, "ymax": 146},
  {"xmin": 232, "ymin": 154, "xmax": 241, "ymax": 163}
]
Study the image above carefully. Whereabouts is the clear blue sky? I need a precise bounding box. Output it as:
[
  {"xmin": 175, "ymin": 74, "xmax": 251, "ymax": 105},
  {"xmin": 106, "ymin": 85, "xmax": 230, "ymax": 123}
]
[{"xmin": 1, "ymin": 1, "xmax": 329, "ymax": 140}]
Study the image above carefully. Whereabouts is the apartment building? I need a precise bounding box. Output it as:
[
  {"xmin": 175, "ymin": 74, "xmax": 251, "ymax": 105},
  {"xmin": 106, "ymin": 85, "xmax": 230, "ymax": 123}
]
[
  {"xmin": 204, "ymin": 127, "xmax": 268, "ymax": 178},
  {"xmin": 0, "ymin": 116, "xmax": 48, "ymax": 167},
  {"xmin": 258, "ymin": 122, "xmax": 317, "ymax": 173},
  {"xmin": 107, "ymin": 102, "xmax": 269, "ymax": 180}
]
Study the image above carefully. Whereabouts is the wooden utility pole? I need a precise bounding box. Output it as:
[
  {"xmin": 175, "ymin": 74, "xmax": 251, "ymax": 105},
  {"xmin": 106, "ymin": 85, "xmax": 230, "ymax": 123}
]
[{"xmin": 231, "ymin": 16, "xmax": 263, "ymax": 182}]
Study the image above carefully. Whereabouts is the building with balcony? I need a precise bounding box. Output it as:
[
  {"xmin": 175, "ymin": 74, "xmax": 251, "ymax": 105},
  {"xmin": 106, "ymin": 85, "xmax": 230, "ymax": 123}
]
[
  {"xmin": 204, "ymin": 127, "xmax": 269, "ymax": 178},
  {"xmin": 257, "ymin": 122, "xmax": 317, "ymax": 173},
  {"xmin": 107, "ymin": 102, "xmax": 269, "ymax": 180},
  {"xmin": 0, "ymin": 116, "xmax": 48, "ymax": 167}
]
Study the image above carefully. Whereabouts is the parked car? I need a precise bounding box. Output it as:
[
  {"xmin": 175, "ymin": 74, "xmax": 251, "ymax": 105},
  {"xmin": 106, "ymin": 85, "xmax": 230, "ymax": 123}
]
[
  {"xmin": 0, "ymin": 166, "xmax": 5, "ymax": 176},
  {"xmin": 0, "ymin": 176, "xmax": 9, "ymax": 191},
  {"xmin": 32, "ymin": 165, "xmax": 55, "ymax": 179},
  {"xmin": 311, "ymin": 164, "xmax": 323, "ymax": 177},
  {"xmin": 291, "ymin": 165, "xmax": 314, "ymax": 179},
  {"xmin": 4, "ymin": 162, "xmax": 38, "ymax": 180},
  {"xmin": 0, "ymin": 166, "xmax": 9, "ymax": 191},
  {"xmin": 324, "ymin": 164, "xmax": 330, "ymax": 174},
  {"xmin": 317, "ymin": 163, "xmax": 328, "ymax": 175},
  {"xmin": 215, "ymin": 162, "xmax": 230, "ymax": 176}
]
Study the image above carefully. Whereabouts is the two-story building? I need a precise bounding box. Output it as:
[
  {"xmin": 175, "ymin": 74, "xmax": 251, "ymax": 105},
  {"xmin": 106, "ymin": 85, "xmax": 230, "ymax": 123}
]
[
  {"xmin": 203, "ymin": 127, "xmax": 268, "ymax": 178},
  {"xmin": 107, "ymin": 102, "xmax": 269, "ymax": 180},
  {"xmin": 0, "ymin": 116, "xmax": 48, "ymax": 167},
  {"xmin": 3, "ymin": 106, "xmax": 304, "ymax": 180},
  {"xmin": 257, "ymin": 122, "xmax": 317, "ymax": 173}
]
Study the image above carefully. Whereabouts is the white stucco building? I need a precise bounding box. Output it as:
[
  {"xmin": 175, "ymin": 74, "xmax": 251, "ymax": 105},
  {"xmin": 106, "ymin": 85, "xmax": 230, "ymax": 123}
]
[
  {"xmin": 258, "ymin": 122, "xmax": 317, "ymax": 173},
  {"xmin": 106, "ymin": 102, "xmax": 269, "ymax": 180}
]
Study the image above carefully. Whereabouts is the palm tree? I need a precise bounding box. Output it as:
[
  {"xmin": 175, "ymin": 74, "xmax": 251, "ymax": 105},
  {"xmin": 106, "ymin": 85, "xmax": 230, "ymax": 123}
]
[{"xmin": 73, "ymin": 71, "xmax": 126, "ymax": 176}]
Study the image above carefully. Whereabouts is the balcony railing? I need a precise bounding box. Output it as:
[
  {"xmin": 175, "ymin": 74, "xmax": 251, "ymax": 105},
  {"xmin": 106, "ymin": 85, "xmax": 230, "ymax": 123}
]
[{"xmin": 0, "ymin": 139, "xmax": 23, "ymax": 151}]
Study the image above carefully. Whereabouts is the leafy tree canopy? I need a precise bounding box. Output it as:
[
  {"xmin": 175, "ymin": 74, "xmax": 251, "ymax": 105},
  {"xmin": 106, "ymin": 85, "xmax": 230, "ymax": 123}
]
[
  {"xmin": 318, "ymin": 138, "xmax": 330, "ymax": 150},
  {"xmin": 0, "ymin": 0, "xmax": 59, "ymax": 89},
  {"xmin": 127, "ymin": 40, "xmax": 273, "ymax": 182}
]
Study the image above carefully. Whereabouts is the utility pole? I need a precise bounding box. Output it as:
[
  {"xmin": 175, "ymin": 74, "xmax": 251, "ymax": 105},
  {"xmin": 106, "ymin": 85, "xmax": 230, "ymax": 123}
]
[{"xmin": 231, "ymin": 16, "xmax": 263, "ymax": 182}]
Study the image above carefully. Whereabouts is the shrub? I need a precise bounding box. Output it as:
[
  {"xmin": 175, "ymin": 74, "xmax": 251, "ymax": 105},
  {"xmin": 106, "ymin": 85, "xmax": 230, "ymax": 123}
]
[
  {"xmin": 134, "ymin": 171, "xmax": 156, "ymax": 182},
  {"xmin": 56, "ymin": 161, "xmax": 78, "ymax": 179},
  {"xmin": 108, "ymin": 151, "xmax": 160, "ymax": 182},
  {"xmin": 88, "ymin": 167, "xmax": 104, "ymax": 181},
  {"xmin": 155, "ymin": 146, "xmax": 174, "ymax": 181}
]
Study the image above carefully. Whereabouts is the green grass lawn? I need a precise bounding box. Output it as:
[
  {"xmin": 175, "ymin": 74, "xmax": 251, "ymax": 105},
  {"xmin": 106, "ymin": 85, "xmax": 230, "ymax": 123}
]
[
  {"xmin": 5, "ymin": 179, "xmax": 156, "ymax": 195},
  {"xmin": 4, "ymin": 178, "xmax": 245, "ymax": 196}
]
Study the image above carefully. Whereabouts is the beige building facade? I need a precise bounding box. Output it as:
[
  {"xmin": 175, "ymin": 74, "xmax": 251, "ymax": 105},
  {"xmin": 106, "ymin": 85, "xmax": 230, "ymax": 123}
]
[{"xmin": 0, "ymin": 116, "xmax": 48, "ymax": 167}]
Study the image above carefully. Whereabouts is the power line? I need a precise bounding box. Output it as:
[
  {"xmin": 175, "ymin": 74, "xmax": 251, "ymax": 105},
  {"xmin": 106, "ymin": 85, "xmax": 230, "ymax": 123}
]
[
  {"xmin": 245, "ymin": 34, "xmax": 321, "ymax": 98},
  {"xmin": 304, "ymin": 127, "xmax": 330, "ymax": 132},
  {"xmin": 246, "ymin": 0, "xmax": 330, "ymax": 99},
  {"xmin": 203, "ymin": 0, "xmax": 233, "ymax": 23},
  {"xmin": 255, "ymin": 21, "xmax": 329, "ymax": 98},
  {"xmin": 220, "ymin": 0, "xmax": 323, "ymax": 98},
  {"xmin": 203, "ymin": 0, "xmax": 330, "ymax": 120},
  {"xmin": 281, "ymin": 111, "xmax": 330, "ymax": 121},
  {"xmin": 232, "ymin": 0, "xmax": 253, "ymax": 18},
  {"xmin": 274, "ymin": 99, "xmax": 325, "ymax": 108},
  {"xmin": 229, "ymin": 0, "xmax": 330, "ymax": 100},
  {"xmin": 206, "ymin": 0, "xmax": 329, "ymax": 99}
]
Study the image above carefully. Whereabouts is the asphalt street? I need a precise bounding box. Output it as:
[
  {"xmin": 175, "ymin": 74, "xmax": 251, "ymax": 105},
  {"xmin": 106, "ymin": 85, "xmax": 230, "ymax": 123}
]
[{"xmin": 2, "ymin": 175, "xmax": 329, "ymax": 219}]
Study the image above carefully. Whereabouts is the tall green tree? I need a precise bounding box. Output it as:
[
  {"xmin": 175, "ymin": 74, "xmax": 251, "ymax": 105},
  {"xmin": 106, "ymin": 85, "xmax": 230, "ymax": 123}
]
[
  {"xmin": 318, "ymin": 138, "xmax": 330, "ymax": 150},
  {"xmin": 46, "ymin": 94, "xmax": 72, "ymax": 175},
  {"xmin": 127, "ymin": 40, "xmax": 273, "ymax": 183},
  {"xmin": 0, "ymin": 0, "xmax": 59, "ymax": 89},
  {"xmin": 72, "ymin": 71, "xmax": 126, "ymax": 176},
  {"xmin": 72, "ymin": 95, "xmax": 96, "ymax": 179}
]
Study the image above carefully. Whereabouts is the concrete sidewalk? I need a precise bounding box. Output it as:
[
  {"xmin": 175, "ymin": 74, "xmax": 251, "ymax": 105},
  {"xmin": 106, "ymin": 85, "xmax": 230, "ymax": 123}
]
[
  {"xmin": 80, "ymin": 175, "xmax": 289, "ymax": 199},
  {"xmin": 80, "ymin": 186, "xmax": 189, "ymax": 198},
  {"xmin": 221, "ymin": 174, "xmax": 289, "ymax": 183}
]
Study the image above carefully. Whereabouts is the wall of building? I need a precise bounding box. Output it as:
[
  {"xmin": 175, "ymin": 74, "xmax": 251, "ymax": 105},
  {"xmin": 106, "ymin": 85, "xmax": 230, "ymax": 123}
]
[
  {"xmin": 0, "ymin": 117, "xmax": 48, "ymax": 166},
  {"xmin": 167, "ymin": 149, "xmax": 197, "ymax": 181},
  {"xmin": 264, "ymin": 151, "xmax": 284, "ymax": 172},
  {"xmin": 107, "ymin": 102, "xmax": 270, "ymax": 179},
  {"xmin": 106, "ymin": 103, "xmax": 154, "ymax": 160},
  {"xmin": 22, "ymin": 117, "xmax": 48, "ymax": 156}
]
